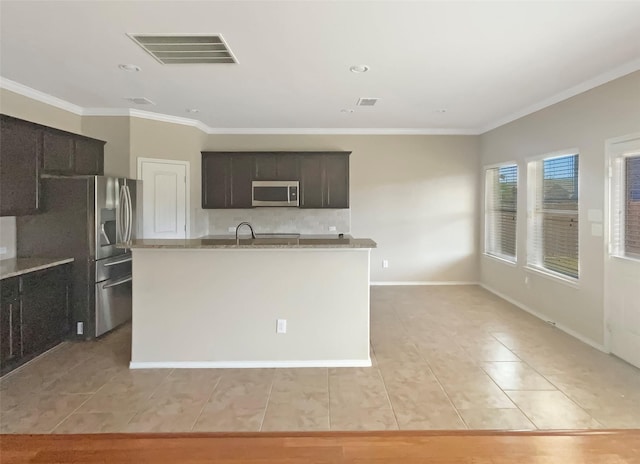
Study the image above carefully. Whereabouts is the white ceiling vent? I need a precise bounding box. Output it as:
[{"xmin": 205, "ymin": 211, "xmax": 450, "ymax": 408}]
[
  {"xmin": 128, "ymin": 34, "xmax": 237, "ymax": 64},
  {"xmin": 125, "ymin": 97, "xmax": 155, "ymax": 105},
  {"xmin": 357, "ymin": 97, "xmax": 379, "ymax": 106}
]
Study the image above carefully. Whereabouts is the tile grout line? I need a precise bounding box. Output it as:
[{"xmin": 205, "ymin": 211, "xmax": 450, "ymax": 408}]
[
  {"xmin": 258, "ymin": 375, "xmax": 275, "ymax": 432},
  {"xmin": 122, "ymin": 368, "xmax": 175, "ymax": 429},
  {"xmin": 482, "ymin": 335, "xmax": 604, "ymax": 428},
  {"xmin": 371, "ymin": 361, "xmax": 400, "ymax": 431},
  {"xmin": 326, "ymin": 368, "xmax": 332, "ymax": 431},
  {"xmin": 189, "ymin": 373, "xmax": 223, "ymax": 432},
  {"xmin": 391, "ymin": 301, "xmax": 468, "ymax": 430}
]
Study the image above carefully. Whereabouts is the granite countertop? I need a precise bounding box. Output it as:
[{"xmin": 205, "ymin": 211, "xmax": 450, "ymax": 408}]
[
  {"xmin": 119, "ymin": 234, "xmax": 377, "ymax": 249},
  {"xmin": 0, "ymin": 257, "xmax": 75, "ymax": 280}
]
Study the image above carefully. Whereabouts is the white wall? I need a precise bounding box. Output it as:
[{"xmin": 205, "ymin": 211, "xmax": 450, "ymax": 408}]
[{"xmin": 479, "ymin": 71, "xmax": 640, "ymax": 347}]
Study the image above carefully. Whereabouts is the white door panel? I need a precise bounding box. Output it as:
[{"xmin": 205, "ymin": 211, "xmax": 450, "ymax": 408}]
[
  {"xmin": 606, "ymin": 134, "xmax": 640, "ymax": 369},
  {"xmin": 139, "ymin": 160, "xmax": 187, "ymax": 239}
]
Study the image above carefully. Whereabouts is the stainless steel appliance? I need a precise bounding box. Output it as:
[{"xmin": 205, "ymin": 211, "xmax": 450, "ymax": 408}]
[
  {"xmin": 252, "ymin": 180, "xmax": 299, "ymax": 207},
  {"xmin": 16, "ymin": 176, "xmax": 141, "ymax": 339}
]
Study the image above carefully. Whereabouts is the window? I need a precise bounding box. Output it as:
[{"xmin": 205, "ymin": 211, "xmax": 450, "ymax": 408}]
[
  {"xmin": 485, "ymin": 164, "xmax": 518, "ymax": 261},
  {"xmin": 528, "ymin": 153, "xmax": 579, "ymax": 279},
  {"xmin": 612, "ymin": 154, "xmax": 640, "ymax": 258}
]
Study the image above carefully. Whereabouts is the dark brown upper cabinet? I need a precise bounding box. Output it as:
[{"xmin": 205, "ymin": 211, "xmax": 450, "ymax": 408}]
[
  {"xmin": 201, "ymin": 151, "xmax": 349, "ymax": 209},
  {"xmin": 254, "ymin": 153, "xmax": 299, "ymax": 181},
  {"xmin": 202, "ymin": 152, "xmax": 255, "ymax": 208},
  {"xmin": 0, "ymin": 115, "xmax": 42, "ymax": 216},
  {"xmin": 299, "ymin": 152, "xmax": 350, "ymax": 209},
  {"xmin": 202, "ymin": 154, "xmax": 230, "ymax": 208},
  {"xmin": 1, "ymin": 114, "xmax": 105, "ymax": 217},
  {"xmin": 74, "ymin": 137, "xmax": 105, "ymax": 175},
  {"xmin": 42, "ymin": 129, "xmax": 75, "ymax": 174},
  {"xmin": 42, "ymin": 128, "xmax": 105, "ymax": 176}
]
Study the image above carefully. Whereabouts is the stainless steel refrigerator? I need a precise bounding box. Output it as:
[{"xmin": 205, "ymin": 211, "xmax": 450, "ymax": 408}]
[{"xmin": 17, "ymin": 176, "xmax": 141, "ymax": 339}]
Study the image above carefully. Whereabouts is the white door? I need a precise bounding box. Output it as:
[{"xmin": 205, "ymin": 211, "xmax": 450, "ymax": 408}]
[
  {"xmin": 606, "ymin": 134, "xmax": 640, "ymax": 368},
  {"xmin": 138, "ymin": 158, "xmax": 188, "ymax": 239}
]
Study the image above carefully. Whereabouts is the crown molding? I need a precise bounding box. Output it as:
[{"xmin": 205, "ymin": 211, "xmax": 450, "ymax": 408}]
[
  {"xmin": 0, "ymin": 77, "xmax": 84, "ymax": 115},
  {"xmin": 204, "ymin": 127, "xmax": 480, "ymax": 135},
  {"xmin": 479, "ymin": 57, "xmax": 640, "ymax": 134},
  {"xmin": 0, "ymin": 76, "xmax": 483, "ymax": 135}
]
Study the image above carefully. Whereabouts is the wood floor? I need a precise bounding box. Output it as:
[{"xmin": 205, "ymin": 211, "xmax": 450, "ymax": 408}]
[{"xmin": 1, "ymin": 430, "xmax": 639, "ymax": 463}]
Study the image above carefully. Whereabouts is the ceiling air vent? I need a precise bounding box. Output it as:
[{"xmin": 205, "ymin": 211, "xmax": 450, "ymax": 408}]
[
  {"xmin": 125, "ymin": 97, "xmax": 155, "ymax": 105},
  {"xmin": 128, "ymin": 34, "xmax": 237, "ymax": 64},
  {"xmin": 357, "ymin": 98, "xmax": 379, "ymax": 107}
]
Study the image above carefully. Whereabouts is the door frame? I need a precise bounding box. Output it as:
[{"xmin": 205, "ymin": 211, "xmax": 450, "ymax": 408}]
[
  {"xmin": 603, "ymin": 132, "xmax": 640, "ymax": 353},
  {"xmin": 136, "ymin": 157, "xmax": 191, "ymax": 238}
]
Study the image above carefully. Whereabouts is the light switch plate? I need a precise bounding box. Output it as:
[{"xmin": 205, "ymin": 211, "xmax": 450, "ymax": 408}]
[{"xmin": 276, "ymin": 319, "xmax": 287, "ymax": 334}]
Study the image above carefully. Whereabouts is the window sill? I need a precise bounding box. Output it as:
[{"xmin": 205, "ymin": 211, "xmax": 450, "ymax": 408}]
[
  {"xmin": 483, "ymin": 253, "xmax": 517, "ymax": 267},
  {"xmin": 610, "ymin": 254, "xmax": 640, "ymax": 265},
  {"xmin": 524, "ymin": 265, "xmax": 580, "ymax": 289}
]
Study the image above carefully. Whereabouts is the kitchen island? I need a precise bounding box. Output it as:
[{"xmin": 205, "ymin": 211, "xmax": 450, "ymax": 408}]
[{"xmin": 124, "ymin": 236, "xmax": 376, "ymax": 369}]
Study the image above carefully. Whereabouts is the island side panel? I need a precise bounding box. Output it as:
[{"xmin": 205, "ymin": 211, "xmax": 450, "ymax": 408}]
[{"xmin": 130, "ymin": 248, "xmax": 371, "ymax": 367}]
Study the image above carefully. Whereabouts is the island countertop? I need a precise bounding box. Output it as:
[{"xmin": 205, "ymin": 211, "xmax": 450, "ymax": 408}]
[
  {"xmin": 120, "ymin": 235, "xmax": 376, "ymax": 249},
  {"xmin": 0, "ymin": 257, "xmax": 74, "ymax": 280}
]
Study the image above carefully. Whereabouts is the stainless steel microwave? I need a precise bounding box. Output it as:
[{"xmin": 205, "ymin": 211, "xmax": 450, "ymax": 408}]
[{"xmin": 252, "ymin": 180, "xmax": 299, "ymax": 207}]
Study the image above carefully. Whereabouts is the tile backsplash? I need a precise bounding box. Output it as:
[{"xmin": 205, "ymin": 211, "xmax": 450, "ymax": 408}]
[{"xmin": 207, "ymin": 208, "xmax": 350, "ymax": 235}]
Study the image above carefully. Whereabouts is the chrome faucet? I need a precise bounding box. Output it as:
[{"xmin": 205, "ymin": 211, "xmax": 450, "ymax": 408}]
[{"xmin": 235, "ymin": 222, "xmax": 256, "ymax": 240}]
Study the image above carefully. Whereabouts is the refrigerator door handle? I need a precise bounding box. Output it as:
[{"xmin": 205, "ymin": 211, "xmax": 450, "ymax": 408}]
[
  {"xmin": 102, "ymin": 274, "xmax": 132, "ymax": 289},
  {"xmin": 124, "ymin": 185, "xmax": 133, "ymax": 243},
  {"xmin": 104, "ymin": 256, "xmax": 132, "ymax": 267}
]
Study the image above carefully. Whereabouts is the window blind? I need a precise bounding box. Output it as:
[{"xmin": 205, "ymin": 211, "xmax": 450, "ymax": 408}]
[
  {"xmin": 528, "ymin": 154, "xmax": 579, "ymax": 279},
  {"xmin": 626, "ymin": 156, "xmax": 640, "ymax": 256},
  {"xmin": 485, "ymin": 164, "xmax": 517, "ymax": 260}
]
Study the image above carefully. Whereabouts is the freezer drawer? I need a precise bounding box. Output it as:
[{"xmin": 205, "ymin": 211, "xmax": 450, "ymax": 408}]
[
  {"xmin": 95, "ymin": 273, "xmax": 132, "ymax": 337},
  {"xmin": 95, "ymin": 253, "xmax": 132, "ymax": 283}
]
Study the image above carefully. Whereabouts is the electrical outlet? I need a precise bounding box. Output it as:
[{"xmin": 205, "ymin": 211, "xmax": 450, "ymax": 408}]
[
  {"xmin": 0, "ymin": 247, "xmax": 7, "ymax": 255},
  {"xmin": 276, "ymin": 319, "xmax": 287, "ymax": 334},
  {"xmin": 328, "ymin": 226, "xmax": 337, "ymax": 232},
  {"xmin": 228, "ymin": 227, "xmax": 236, "ymax": 233},
  {"xmin": 76, "ymin": 322, "xmax": 84, "ymax": 335},
  {"xmin": 382, "ymin": 259, "xmax": 389, "ymax": 269}
]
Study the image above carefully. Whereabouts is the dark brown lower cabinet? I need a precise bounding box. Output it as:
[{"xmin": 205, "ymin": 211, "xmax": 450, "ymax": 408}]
[
  {"xmin": 0, "ymin": 278, "xmax": 21, "ymax": 368},
  {"xmin": 0, "ymin": 264, "xmax": 70, "ymax": 375}
]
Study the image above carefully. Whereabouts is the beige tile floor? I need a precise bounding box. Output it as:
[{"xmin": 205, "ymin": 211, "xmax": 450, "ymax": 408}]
[{"xmin": 1, "ymin": 285, "xmax": 639, "ymax": 433}]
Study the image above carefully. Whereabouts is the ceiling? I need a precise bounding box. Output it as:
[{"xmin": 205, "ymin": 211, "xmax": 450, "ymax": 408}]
[{"xmin": 1, "ymin": 1, "xmax": 639, "ymax": 134}]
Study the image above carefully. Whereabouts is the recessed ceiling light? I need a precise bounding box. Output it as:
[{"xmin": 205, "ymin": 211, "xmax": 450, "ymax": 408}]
[
  {"xmin": 119, "ymin": 64, "xmax": 141, "ymax": 72},
  {"xmin": 186, "ymin": 108, "xmax": 199, "ymax": 113},
  {"xmin": 435, "ymin": 109, "xmax": 447, "ymax": 113},
  {"xmin": 349, "ymin": 65, "xmax": 369, "ymax": 73},
  {"xmin": 340, "ymin": 109, "xmax": 354, "ymax": 113}
]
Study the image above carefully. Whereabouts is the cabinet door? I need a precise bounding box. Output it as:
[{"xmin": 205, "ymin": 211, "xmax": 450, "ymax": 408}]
[
  {"xmin": 276, "ymin": 155, "xmax": 299, "ymax": 180},
  {"xmin": 74, "ymin": 137, "xmax": 105, "ymax": 175},
  {"xmin": 21, "ymin": 266, "xmax": 70, "ymax": 357},
  {"xmin": 230, "ymin": 154, "xmax": 255, "ymax": 208},
  {"xmin": 323, "ymin": 154, "xmax": 350, "ymax": 208},
  {"xmin": 299, "ymin": 155, "xmax": 324, "ymax": 208},
  {"xmin": 202, "ymin": 154, "xmax": 230, "ymax": 208},
  {"xmin": 0, "ymin": 116, "xmax": 41, "ymax": 216},
  {"xmin": 254, "ymin": 154, "xmax": 277, "ymax": 180},
  {"xmin": 0, "ymin": 278, "xmax": 21, "ymax": 368},
  {"xmin": 43, "ymin": 130, "xmax": 75, "ymax": 174}
]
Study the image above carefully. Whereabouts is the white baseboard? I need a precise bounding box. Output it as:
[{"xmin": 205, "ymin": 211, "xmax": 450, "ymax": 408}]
[
  {"xmin": 479, "ymin": 283, "xmax": 607, "ymax": 353},
  {"xmin": 129, "ymin": 359, "xmax": 372, "ymax": 369},
  {"xmin": 370, "ymin": 281, "xmax": 479, "ymax": 286}
]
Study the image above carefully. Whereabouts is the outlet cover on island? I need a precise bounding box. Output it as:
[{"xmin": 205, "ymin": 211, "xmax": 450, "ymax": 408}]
[
  {"xmin": 276, "ymin": 319, "xmax": 287, "ymax": 334},
  {"xmin": 382, "ymin": 259, "xmax": 389, "ymax": 268}
]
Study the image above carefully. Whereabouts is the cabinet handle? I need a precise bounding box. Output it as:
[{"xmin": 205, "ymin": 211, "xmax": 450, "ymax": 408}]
[{"xmin": 8, "ymin": 303, "xmax": 14, "ymax": 358}]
